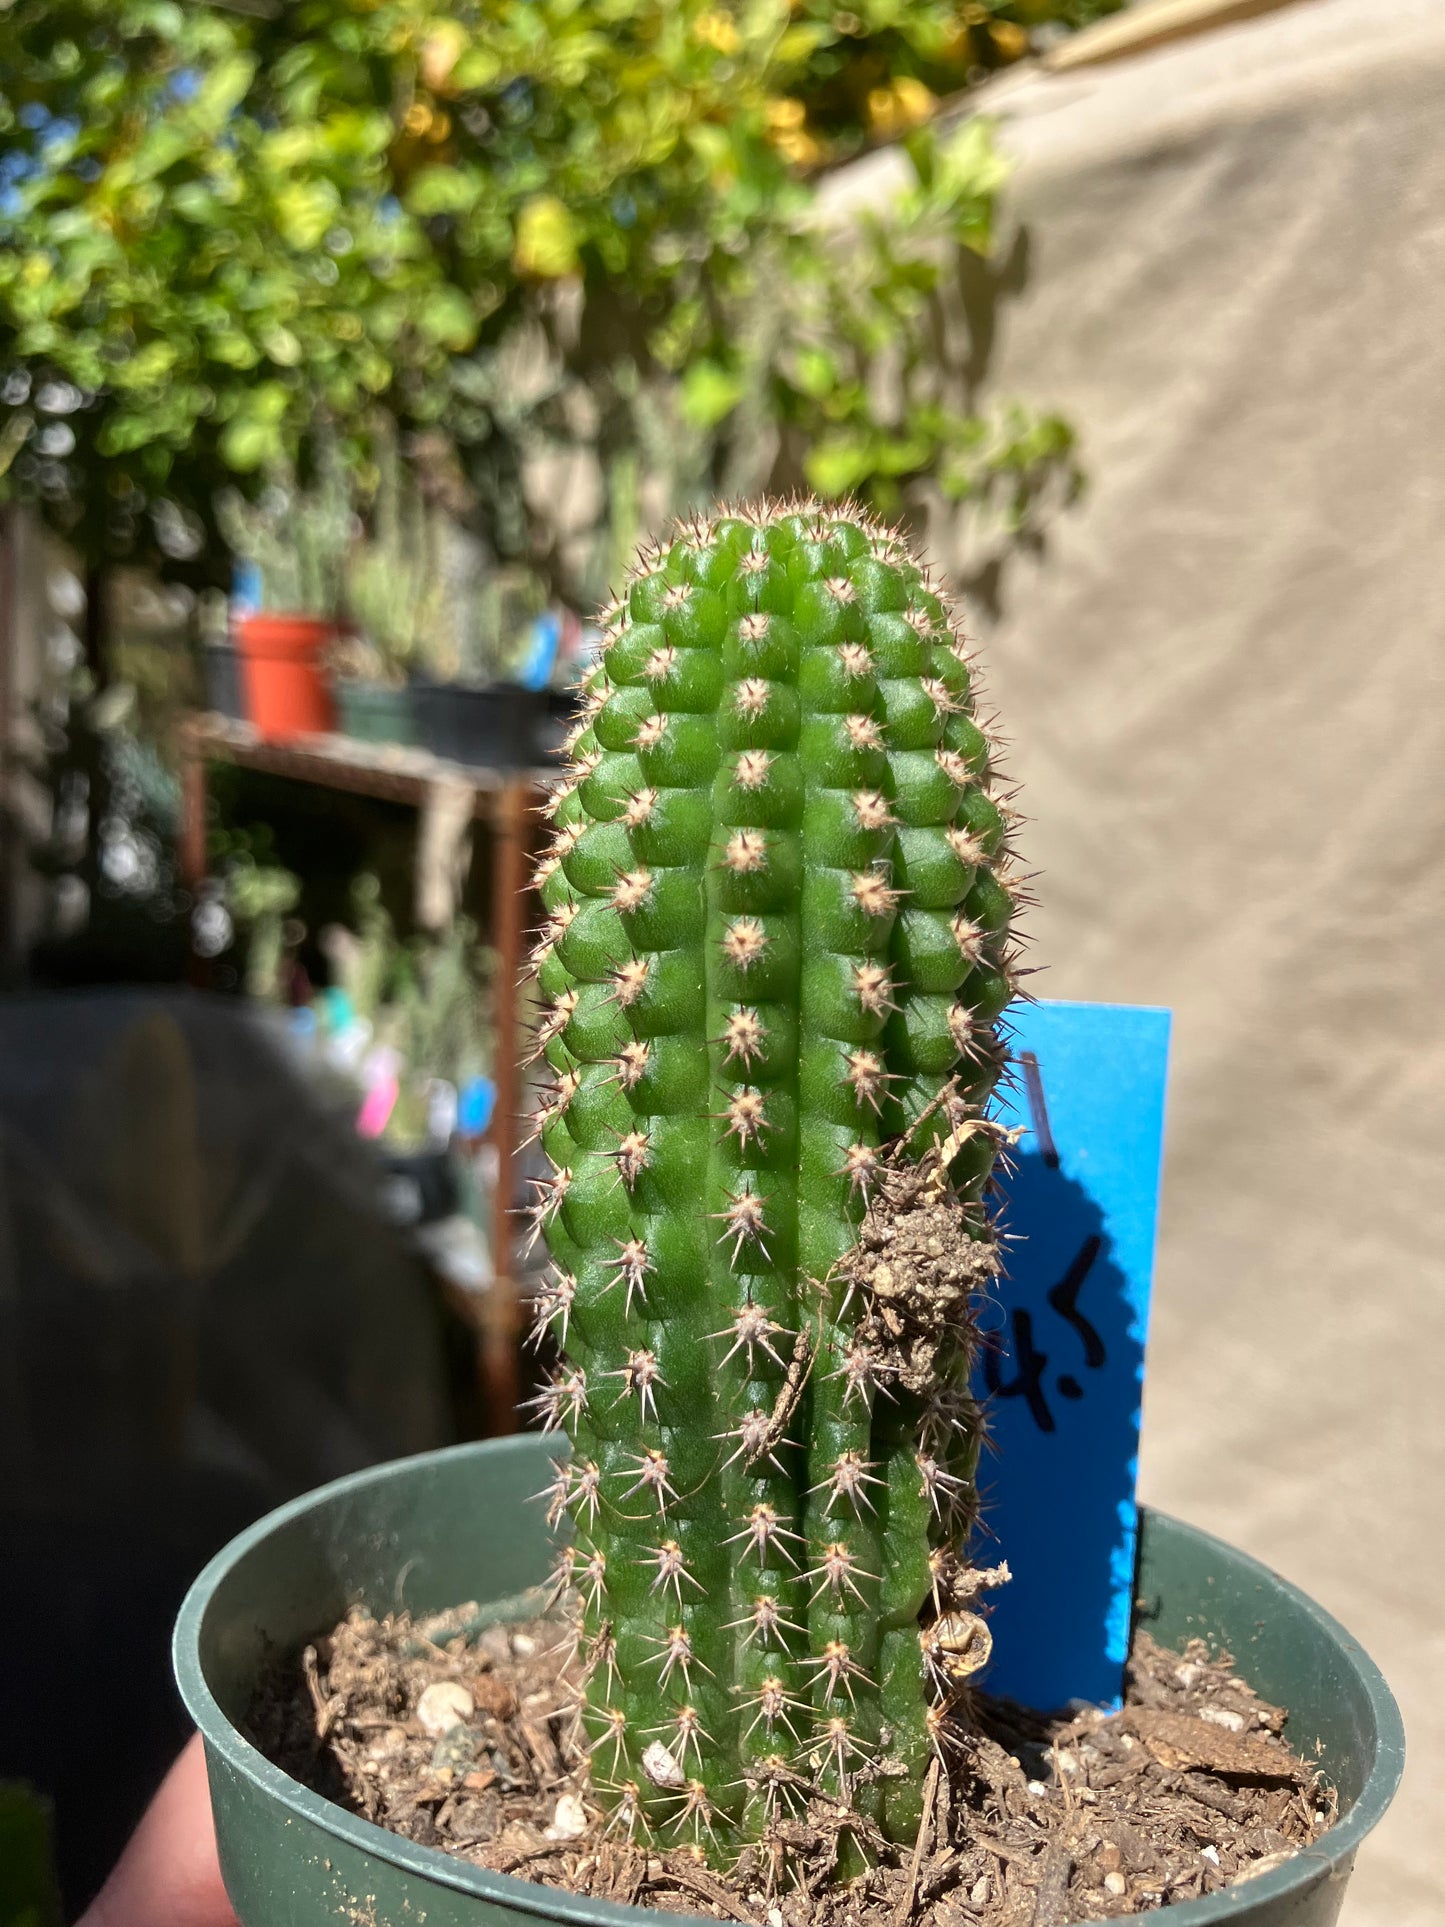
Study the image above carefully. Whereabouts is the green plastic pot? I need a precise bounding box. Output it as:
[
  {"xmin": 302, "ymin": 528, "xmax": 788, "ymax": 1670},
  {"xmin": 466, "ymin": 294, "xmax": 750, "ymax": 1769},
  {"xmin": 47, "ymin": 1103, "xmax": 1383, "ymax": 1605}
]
[
  {"xmin": 334, "ymin": 678, "xmax": 418, "ymax": 747},
  {"xmin": 174, "ymin": 1438, "xmax": 1403, "ymax": 1927}
]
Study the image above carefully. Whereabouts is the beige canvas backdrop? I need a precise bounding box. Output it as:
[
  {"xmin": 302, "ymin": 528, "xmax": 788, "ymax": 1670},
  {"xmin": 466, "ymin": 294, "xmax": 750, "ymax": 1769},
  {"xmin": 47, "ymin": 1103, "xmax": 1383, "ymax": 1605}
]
[{"xmin": 837, "ymin": 1, "xmax": 1445, "ymax": 1919}]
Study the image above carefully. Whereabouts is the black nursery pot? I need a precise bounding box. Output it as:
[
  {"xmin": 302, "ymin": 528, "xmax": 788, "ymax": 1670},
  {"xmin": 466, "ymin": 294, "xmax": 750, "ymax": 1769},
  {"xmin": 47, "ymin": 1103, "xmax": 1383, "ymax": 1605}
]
[
  {"xmin": 377, "ymin": 1147, "xmax": 457, "ymax": 1227},
  {"xmin": 411, "ymin": 680, "xmax": 547, "ymax": 768},
  {"xmin": 202, "ymin": 640, "xmax": 246, "ymax": 721},
  {"xmin": 175, "ymin": 1437, "xmax": 1403, "ymax": 1927}
]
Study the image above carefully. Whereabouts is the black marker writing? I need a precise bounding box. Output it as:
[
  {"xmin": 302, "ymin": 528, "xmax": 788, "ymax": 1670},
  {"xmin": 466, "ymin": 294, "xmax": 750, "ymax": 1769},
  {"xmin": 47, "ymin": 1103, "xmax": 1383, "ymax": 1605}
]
[
  {"xmin": 983, "ymin": 1308, "xmax": 1054, "ymax": 1434},
  {"xmin": 1048, "ymin": 1233, "xmax": 1105, "ymax": 1367},
  {"xmin": 985, "ymin": 1235, "xmax": 1109, "ymax": 1433}
]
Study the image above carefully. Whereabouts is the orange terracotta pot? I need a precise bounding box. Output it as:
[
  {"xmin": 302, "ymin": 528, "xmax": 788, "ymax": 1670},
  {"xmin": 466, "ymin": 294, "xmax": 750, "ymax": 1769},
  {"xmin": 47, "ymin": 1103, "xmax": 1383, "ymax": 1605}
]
[{"xmin": 234, "ymin": 612, "xmax": 337, "ymax": 740}]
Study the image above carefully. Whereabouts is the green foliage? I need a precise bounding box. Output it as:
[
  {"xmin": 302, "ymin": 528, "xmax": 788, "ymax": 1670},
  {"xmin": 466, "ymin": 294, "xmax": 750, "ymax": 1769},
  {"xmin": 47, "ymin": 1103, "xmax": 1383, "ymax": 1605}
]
[
  {"xmin": 225, "ymin": 855, "xmax": 301, "ymax": 1004},
  {"xmin": 0, "ymin": 1, "xmax": 1081, "ymax": 599},
  {"xmin": 340, "ymin": 425, "xmax": 448, "ymax": 684},
  {"xmin": 531, "ymin": 502, "xmax": 1017, "ymax": 1858},
  {"xmin": 215, "ymin": 453, "xmax": 352, "ymax": 616},
  {"xmin": 0, "ymin": 5, "xmax": 437, "ymax": 568},
  {"xmin": 332, "ymin": 874, "xmax": 398, "ymax": 1034},
  {"xmin": 382, "ymin": 915, "xmax": 494, "ymax": 1150},
  {"xmin": 779, "ymin": 0, "xmax": 1123, "ymax": 155}
]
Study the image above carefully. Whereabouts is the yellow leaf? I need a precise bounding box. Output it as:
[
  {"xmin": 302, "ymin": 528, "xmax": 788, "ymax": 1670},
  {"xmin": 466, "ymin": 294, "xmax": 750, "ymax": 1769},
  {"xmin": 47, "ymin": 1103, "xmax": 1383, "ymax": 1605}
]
[
  {"xmin": 770, "ymin": 127, "xmax": 822, "ymax": 168},
  {"xmin": 513, "ymin": 196, "xmax": 580, "ymax": 280},
  {"xmin": 989, "ymin": 19, "xmax": 1030, "ymax": 59},
  {"xmin": 694, "ymin": 10, "xmax": 740, "ymax": 55},
  {"xmin": 866, "ymin": 78, "xmax": 936, "ymax": 139},
  {"xmin": 893, "ymin": 77, "xmax": 936, "ymax": 125},
  {"xmin": 766, "ymin": 96, "xmax": 807, "ymax": 131},
  {"xmin": 421, "ymin": 21, "xmax": 468, "ymax": 92}
]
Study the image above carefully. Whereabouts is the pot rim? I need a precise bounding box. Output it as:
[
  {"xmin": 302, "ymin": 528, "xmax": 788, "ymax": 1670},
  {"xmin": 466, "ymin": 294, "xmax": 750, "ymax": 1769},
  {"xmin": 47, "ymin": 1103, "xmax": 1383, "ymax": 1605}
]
[
  {"xmin": 173, "ymin": 1437, "xmax": 1405, "ymax": 1927},
  {"xmin": 234, "ymin": 610, "xmax": 338, "ymax": 631},
  {"xmin": 232, "ymin": 610, "xmax": 339, "ymax": 660}
]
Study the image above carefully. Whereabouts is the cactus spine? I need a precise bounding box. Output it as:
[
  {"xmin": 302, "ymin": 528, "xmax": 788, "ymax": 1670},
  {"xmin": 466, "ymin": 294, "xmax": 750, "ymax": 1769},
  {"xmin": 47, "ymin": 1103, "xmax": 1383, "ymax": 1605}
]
[{"xmin": 530, "ymin": 501, "xmax": 1019, "ymax": 1862}]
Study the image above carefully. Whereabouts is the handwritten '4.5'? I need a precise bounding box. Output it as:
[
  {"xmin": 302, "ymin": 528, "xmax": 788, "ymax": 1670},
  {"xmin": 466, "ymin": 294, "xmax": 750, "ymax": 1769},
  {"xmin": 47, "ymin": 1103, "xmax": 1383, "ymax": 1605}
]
[{"xmin": 982, "ymin": 1234, "xmax": 1106, "ymax": 1433}]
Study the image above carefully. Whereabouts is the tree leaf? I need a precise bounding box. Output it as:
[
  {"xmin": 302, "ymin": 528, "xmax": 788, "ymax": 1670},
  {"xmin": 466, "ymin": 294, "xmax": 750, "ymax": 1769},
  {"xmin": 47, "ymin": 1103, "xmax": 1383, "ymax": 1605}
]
[
  {"xmin": 681, "ymin": 359, "xmax": 746, "ymax": 428},
  {"xmin": 512, "ymin": 196, "xmax": 580, "ymax": 280},
  {"xmin": 805, "ymin": 433, "xmax": 876, "ymax": 497},
  {"xmin": 406, "ymin": 167, "xmax": 481, "ymax": 218}
]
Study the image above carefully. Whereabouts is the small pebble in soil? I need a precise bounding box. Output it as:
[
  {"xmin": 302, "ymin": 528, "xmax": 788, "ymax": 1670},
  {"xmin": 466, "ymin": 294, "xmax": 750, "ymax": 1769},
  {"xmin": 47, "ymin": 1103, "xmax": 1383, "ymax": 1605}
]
[
  {"xmin": 1199, "ymin": 1705, "xmax": 1245, "ymax": 1732},
  {"xmin": 416, "ymin": 1680, "xmax": 474, "ymax": 1736},
  {"xmin": 1233, "ymin": 1848, "xmax": 1298, "ymax": 1885},
  {"xmin": 548, "ymin": 1793, "xmax": 588, "ymax": 1841}
]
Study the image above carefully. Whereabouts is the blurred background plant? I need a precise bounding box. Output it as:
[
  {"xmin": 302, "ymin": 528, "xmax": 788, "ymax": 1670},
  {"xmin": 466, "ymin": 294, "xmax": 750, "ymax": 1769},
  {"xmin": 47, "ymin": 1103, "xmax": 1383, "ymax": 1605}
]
[
  {"xmin": 0, "ymin": 0, "xmax": 1095, "ymax": 995},
  {"xmin": 0, "ymin": 0, "xmax": 1089, "ymax": 645},
  {"xmin": 319, "ymin": 875, "xmax": 495, "ymax": 1155},
  {"xmin": 337, "ymin": 423, "xmax": 449, "ymax": 687},
  {"xmin": 223, "ymin": 854, "xmax": 302, "ymax": 1006},
  {"xmin": 784, "ymin": 0, "xmax": 1122, "ymax": 152},
  {"xmin": 215, "ymin": 451, "xmax": 352, "ymax": 619}
]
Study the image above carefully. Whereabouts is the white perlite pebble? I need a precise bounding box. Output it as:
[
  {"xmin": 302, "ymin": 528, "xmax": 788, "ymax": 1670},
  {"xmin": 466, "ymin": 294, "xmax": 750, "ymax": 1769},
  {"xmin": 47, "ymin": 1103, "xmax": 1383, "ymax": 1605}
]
[
  {"xmin": 1199, "ymin": 1705, "xmax": 1246, "ymax": 1732},
  {"xmin": 547, "ymin": 1792, "xmax": 588, "ymax": 1841},
  {"xmin": 1104, "ymin": 1872, "xmax": 1128, "ymax": 1896},
  {"xmin": 416, "ymin": 1681, "xmax": 474, "ymax": 1736},
  {"xmin": 969, "ymin": 1876, "xmax": 990, "ymax": 1906},
  {"xmin": 1201, "ymin": 1845, "xmax": 1221, "ymax": 1866},
  {"xmin": 640, "ymin": 1740, "xmax": 686, "ymax": 1789},
  {"xmin": 1233, "ymin": 1848, "xmax": 1298, "ymax": 1885}
]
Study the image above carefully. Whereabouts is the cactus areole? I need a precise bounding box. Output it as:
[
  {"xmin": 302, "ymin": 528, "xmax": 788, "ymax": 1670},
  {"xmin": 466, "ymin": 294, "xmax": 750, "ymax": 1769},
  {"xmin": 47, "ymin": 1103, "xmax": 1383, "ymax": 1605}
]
[{"xmin": 528, "ymin": 501, "xmax": 1021, "ymax": 1864}]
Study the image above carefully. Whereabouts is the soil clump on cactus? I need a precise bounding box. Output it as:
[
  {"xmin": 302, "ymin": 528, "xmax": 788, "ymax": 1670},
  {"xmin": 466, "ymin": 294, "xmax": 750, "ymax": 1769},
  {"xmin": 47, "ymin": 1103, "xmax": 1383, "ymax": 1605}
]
[
  {"xmin": 249, "ymin": 1603, "xmax": 1335, "ymax": 1924},
  {"xmin": 839, "ymin": 1127, "xmax": 1003, "ymax": 1398}
]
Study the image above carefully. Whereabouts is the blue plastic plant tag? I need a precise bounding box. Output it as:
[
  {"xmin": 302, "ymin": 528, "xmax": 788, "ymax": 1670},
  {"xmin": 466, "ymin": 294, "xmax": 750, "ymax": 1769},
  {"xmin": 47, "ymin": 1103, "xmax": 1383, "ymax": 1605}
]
[
  {"xmin": 458, "ymin": 1075, "xmax": 497, "ymax": 1138},
  {"xmin": 517, "ymin": 612, "xmax": 562, "ymax": 692},
  {"xmin": 320, "ymin": 986, "xmax": 355, "ymax": 1034},
  {"xmin": 972, "ymin": 999, "xmax": 1171, "ymax": 1713},
  {"xmin": 230, "ymin": 558, "xmax": 262, "ymax": 617}
]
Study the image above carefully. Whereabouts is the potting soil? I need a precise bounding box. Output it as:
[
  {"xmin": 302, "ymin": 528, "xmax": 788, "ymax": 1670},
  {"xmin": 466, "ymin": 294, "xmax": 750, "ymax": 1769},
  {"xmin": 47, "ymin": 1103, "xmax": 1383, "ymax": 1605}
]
[{"xmin": 247, "ymin": 1607, "xmax": 1333, "ymax": 1925}]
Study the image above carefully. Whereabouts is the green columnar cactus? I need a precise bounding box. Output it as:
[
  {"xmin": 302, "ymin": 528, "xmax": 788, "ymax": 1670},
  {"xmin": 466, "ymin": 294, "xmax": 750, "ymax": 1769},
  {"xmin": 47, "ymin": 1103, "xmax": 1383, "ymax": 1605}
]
[{"xmin": 528, "ymin": 500, "xmax": 1019, "ymax": 1862}]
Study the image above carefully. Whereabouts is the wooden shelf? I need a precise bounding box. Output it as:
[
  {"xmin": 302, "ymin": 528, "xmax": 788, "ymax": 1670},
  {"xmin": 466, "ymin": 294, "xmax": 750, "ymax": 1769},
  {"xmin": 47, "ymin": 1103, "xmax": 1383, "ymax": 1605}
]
[
  {"xmin": 178, "ymin": 713, "xmax": 552, "ymax": 809},
  {"xmin": 176, "ymin": 712, "xmax": 549, "ymax": 1434}
]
